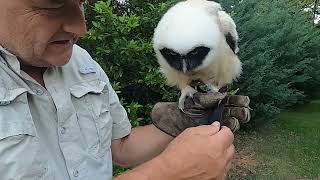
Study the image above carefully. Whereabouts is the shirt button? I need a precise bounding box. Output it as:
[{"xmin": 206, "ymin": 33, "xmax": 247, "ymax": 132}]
[
  {"xmin": 35, "ymin": 89, "xmax": 44, "ymax": 96},
  {"xmin": 60, "ymin": 127, "xmax": 66, "ymax": 135},
  {"xmin": 0, "ymin": 101, "xmax": 10, "ymax": 106},
  {"xmin": 73, "ymin": 170, "xmax": 79, "ymax": 177}
]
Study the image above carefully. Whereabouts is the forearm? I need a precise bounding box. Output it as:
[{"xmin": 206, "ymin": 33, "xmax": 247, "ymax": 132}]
[
  {"xmin": 114, "ymin": 155, "xmax": 170, "ymax": 180},
  {"xmin": 112, "ymin": 124, "xmax": 173, "ymax": 167}
]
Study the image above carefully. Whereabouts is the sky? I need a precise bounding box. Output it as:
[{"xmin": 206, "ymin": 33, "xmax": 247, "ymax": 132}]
[{"xmin": 304, "ymin": 5, "xmax": 320, "ymax": 24}]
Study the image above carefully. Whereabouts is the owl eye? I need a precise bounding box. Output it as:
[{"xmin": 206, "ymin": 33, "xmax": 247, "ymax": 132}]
[
  {"xmin": 190, "ymin": 49, "xmax": 199, "ymax": 56},
  {"xmin": 169, "ymin": 51, "xmax": 178, "ymax": 56},
  {"xmin": 160, "ymin": 48, "xmax": 180, "ymax": 58},
  {"xmin": 188, "ymin": 46, "xmax": 211, "ymax": 58}
]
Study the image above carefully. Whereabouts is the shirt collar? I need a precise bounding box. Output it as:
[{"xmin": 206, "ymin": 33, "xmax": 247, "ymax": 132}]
[{"xmin": 0, "ymin": 45, "xmax": 22, "ymax": 74}]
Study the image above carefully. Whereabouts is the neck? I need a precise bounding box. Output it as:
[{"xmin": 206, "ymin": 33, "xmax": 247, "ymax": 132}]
[{"xmin": 20, "ymin": 62, "xmax": 47, "ymax": 87}]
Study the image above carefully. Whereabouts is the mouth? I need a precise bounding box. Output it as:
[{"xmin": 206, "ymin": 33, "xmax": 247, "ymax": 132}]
[
  {"xmin": 49, "ymin": 39, "xmax": 74, "ymax": 50},
  {"xmin": 48, "ymin": 38, "xmax": 75, "ymax": 55},
  {"xmin": 52, "ymin": 40, "xmax": 72, "ymax": 45},
  {"xmin": 49, "ymin": 35, "xmax": 78, "ymax": 46}
]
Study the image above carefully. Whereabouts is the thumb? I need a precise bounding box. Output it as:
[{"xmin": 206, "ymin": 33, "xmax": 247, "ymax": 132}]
[{"xmin": 190, "ymin": 121, "xmax": 221, "ymax": 136}]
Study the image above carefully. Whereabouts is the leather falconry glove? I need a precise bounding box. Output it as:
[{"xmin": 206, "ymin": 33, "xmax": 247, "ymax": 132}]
[{"xmin": 151, "ymin": 91, "xmax": 251, "ymax": 137}]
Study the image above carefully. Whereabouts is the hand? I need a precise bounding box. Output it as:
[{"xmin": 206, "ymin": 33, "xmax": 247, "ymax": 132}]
[
  {"xmin": 189, "ymin": 92, "xmax": 251, "ymax": 132},
  {"xmin": 151, "ymin": 91, "xmax": 251, "ymax": 137},
  {"xmin": 157, "ymin": 122, "xmax": 235, "ymax": 180}
]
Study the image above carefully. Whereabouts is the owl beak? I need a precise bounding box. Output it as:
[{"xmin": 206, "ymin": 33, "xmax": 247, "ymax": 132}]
[{"xmin": 182, "ymin": 59, "xmax": 188, "ymax": 73}]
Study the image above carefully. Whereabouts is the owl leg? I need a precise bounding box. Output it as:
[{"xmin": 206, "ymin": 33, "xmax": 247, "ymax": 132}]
[
  {"xmin": 178, "ymin": 85, "xmax": 198, "ymax": 110},
  {"xmin": 206, "ymin": 84, "xmax": 220, "ymax": 93}
]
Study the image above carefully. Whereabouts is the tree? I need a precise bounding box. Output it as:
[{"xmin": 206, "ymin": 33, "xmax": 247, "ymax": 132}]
[{"xmin": 220, "ymin": 0, "xmax": 320, "ymax": 125}]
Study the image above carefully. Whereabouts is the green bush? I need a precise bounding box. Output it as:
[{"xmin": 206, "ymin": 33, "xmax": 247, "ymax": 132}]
[
  {"xmin": 80, "ymin": 0, "xmax": 178, "ymax": 128},
  {"xmin": 220, "ymin": 0, "xmax": 320, "ymax": 126}
]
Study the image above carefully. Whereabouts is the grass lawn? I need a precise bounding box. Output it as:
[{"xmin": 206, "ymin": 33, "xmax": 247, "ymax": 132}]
[
  {"xmin": 229, "ymin": 99, "xmax": 320, "ymax": 179},
  {"xmin": 114, "ymin": 100, "xmax": 320, "ymax": 178}
]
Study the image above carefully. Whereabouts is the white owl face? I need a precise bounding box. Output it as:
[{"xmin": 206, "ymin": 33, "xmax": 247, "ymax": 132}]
[{"xmin": 153, "ymin": 1, "xmax": 224, "ymax": 73}]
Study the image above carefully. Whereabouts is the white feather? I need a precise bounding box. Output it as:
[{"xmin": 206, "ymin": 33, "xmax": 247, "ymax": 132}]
[
  {"xmin": 153, "ymin": 0, "xmax": 242, "ymax": 108},
  {"xmin": 218, "ymin": 11, "xmax": 240, "ymax": 53}
]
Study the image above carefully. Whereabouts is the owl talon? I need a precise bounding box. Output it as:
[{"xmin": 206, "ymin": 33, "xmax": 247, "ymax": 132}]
[
  {"xmin": 178, "ymin": 97, "xmax": 187, "ymax": 110},
  {"xmin": 179, "ymin": 86, "xmax": 198, "ymax": 110}
]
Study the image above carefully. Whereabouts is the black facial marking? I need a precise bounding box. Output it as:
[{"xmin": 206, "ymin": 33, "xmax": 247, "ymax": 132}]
[
  {"xmin": 160, "ymin": 48, "xmax": 183, "ymax": 71},
  {"xmin": 185, "ymin": 46, "xmax": 211, "ymax": 71},
  {"xmin": 225, "ymin": 33, "xmax": 237, "ymax": 54},
  {"xmin": 160, "ymin": 46, "xmax": 211, "ymax": 72}
]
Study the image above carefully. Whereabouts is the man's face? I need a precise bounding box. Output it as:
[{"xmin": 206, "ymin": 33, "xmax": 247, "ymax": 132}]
[{"xmin": 0, "ymin": 0, "xmax": 87, "ymax": 67}]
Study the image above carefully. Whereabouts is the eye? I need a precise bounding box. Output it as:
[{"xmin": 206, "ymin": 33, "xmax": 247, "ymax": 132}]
[
  {"xmin": 187, "ymin": 46, "xmax": 211, "ymax": 58},
  {"xmin": 32, "ymin": 0, "xmax": 66, "ymax": 11},
  {"xmin": 45, "ymin": 6, "xmax": 63, "ymax": 10},
  {"xmin": 79, "ymin": 0, "xmax": 85, "ymax": 6},
  {"xmin": 169, "ymin": 51, "xmax": 178, "ymax": 56},
  {"xmin": 190, "ymin": 49, "xmax": 199, "ymax": 56},
  {"xmin": 34, "ymin": 4, "xmax": 64, "ymax": 11},
  {"xmin": 160, "ymin": 48, "xmax": 180, "ymax": 58}
]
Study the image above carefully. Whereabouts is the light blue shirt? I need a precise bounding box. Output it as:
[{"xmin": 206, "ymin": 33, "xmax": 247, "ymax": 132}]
[{"xmin": 0, "ymin": 45, "xmax": 132, "ymax": 180}]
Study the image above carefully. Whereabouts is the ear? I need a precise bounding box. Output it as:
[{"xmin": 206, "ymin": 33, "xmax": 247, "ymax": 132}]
[{"xmin": 217, "ymin": 11, "xmax": 239, "ymax": 54}]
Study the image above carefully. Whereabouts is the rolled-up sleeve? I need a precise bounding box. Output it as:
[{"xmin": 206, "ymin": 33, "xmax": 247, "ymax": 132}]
[
  {"xmin": 92, "ymin": 60, "xmax": 132, "ymax": 140},
  {"xmin": 107, "ymin": 82, "xmax": 132, "ymax": 140}
]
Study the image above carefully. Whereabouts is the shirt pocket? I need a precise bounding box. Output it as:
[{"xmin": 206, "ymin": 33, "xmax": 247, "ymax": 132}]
[
  {"xmin": 70, "ymin": 79, "xmax": 112, "ymax": 158},
  {"xmin": 0, "ymin": 88, "xmax": 49, "ymax": 180}
]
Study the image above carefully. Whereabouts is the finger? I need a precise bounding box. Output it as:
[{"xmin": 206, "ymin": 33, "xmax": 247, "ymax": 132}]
[
  {"xmin": 213, "ymin": 127, "xmax": 234, "ymax": 149},
  {"xmin": 223, "ymin": 107, "xmax": 251, "ymax": 123},
  {"xmin": 215, "ymin": 174, "xmax": 227, "ymax": 180},
  {"xmin": 225, "ymin": 144, "xmax": 235, "ymax": 171},
  {"xmin": 151, "ymin": 102, "xmax": 176, "ymax": 121},
  {"xmin": 221, "ymin": 117, "xmax": 240, "ymax": 132},
  {"xmin": 190, "ymin": 122, "xmax": 221, "ymax": 136},
  {"xmin": 193, "ymin": 92, "xmax": 227, "ymax": 108},
  {"xmin": 225, "ymin": 161, "xmax": 232, "ymax": 173},
  {"xmin": 218, "ymin": 144, "xmax": 234, "ymax": 180},
  {"xmin": 224, "ymin": 95, "xmax": 250, "ymax": 107}
]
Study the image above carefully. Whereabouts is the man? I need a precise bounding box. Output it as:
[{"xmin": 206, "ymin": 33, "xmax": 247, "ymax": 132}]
[{"xmin": 0, "ymin": 0, "xmax": 250, "ymax": 179}]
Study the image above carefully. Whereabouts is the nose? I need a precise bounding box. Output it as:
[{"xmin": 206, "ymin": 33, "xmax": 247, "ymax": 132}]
[{"xmin": 62, "ymin": 1, "xmax": 87, "ymax": 37}]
